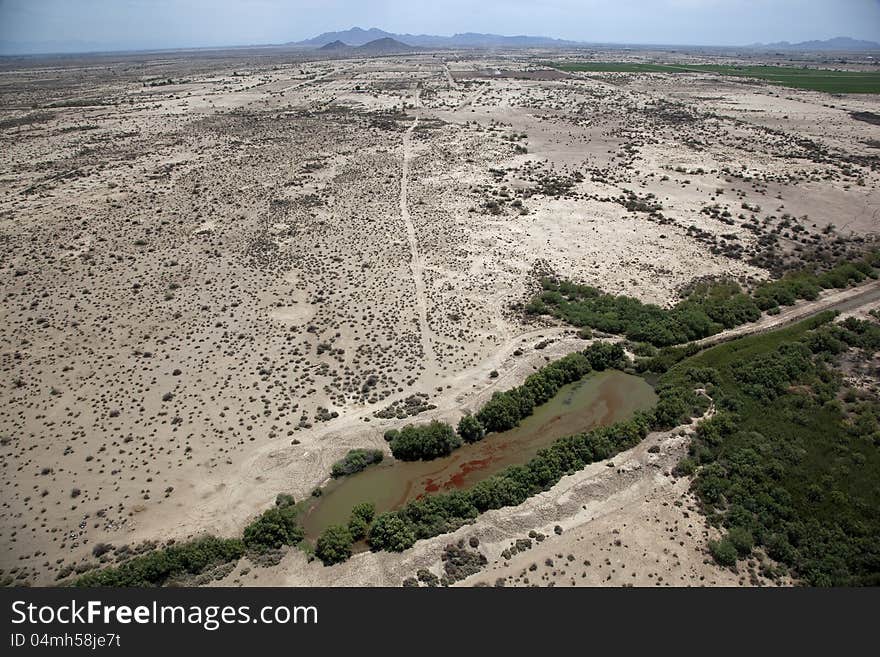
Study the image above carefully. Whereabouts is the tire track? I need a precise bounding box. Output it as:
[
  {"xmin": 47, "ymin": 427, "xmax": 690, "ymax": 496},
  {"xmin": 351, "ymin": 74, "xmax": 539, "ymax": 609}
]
[{"xmin": 401, "ymin": 90, "xmax": 436, "ymax": 368}]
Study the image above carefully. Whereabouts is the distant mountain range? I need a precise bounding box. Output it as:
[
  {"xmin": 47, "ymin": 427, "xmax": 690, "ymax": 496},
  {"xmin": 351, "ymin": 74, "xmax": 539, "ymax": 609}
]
[
  {"xmin": 2, "ymin": 28, "xmax": 878, "ymax": 57},
  {"xmin": 289, "ymin": 26, "xmax": 579, "ymax": 50},
  {"xmin": 746, "ymin": 36, "xmax": 880, "ymax": 52},
  {"xmin": 318, "ymin": 37, "xmax": 420, "ymax": 55},
  {"xmin": 292, "ymin": 28, "xmax": 880, "ymax": 52}
]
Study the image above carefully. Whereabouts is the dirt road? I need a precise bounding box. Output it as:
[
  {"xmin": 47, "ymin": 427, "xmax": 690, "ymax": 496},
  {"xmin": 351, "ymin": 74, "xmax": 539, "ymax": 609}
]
[{"xmin": 401, "ymin": 92, "xmax": 436, "ymax": 369}]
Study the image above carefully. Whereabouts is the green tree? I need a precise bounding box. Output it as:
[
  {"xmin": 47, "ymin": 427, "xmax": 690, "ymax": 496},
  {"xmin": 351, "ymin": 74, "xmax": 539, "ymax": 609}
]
[
  {"xmin": 350, "ymin": 501, "xmax": 375, "ymax": 523},
  {"xmin": 242, "ymin": 506, "xmax": 303, "ymax": 552},
  {"xmin": 457, "ymin": 414, "xmax": 486, "ymax": 443},
  {"xmin": 348, "ymin": 515, "xmax": 369, "ymax": 541},
  {"xmin": 368, "ymin": 513, "xmax": 415, "ymax": 552},
  {"xmin": 315, "ymin": 525, "xmax": 353, "ymax": 565},
  {"xmin": 389, "ymin": 420, "xmax": 461, "ymax": 461},
  {"xmin": 348, "ymin": 501, "xmax": 376, "ymax": 540}
]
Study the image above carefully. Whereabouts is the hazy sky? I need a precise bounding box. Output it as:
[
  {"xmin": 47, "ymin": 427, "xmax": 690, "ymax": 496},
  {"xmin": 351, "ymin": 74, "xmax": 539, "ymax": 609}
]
[{"xmin": 1, "ymin": 0, "xmax": 879, "ymax": 52}]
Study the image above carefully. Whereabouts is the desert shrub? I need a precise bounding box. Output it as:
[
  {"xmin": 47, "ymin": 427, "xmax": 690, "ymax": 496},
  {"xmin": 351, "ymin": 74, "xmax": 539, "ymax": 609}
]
[
  {"xmin": 91, "ymin": 543, "xmax": 112, "ymax": 558},
  {"xmin": 442, "ymin": 542, "xmax": 488, "ymax": 583},
  {"xmin": 708, "ymin": 538, "xmax": 739, "ymax": 567},
  {"xmin": 331, "ymin": 448, "xmax": 384, "ymax": 477},
  {"xmin": 275, "ymin": 493, "xmax": 295, "ymax": 508},
  {"xmin": 416, "ymin": 568, "xmax": 439, "ymax": 587}
]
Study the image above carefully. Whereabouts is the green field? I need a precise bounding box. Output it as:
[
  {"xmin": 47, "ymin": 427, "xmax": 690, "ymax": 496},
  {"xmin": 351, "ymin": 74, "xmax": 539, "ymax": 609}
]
[{"xmin": 548, "ymin": 62, "xmax": 880, "ymax": 94}]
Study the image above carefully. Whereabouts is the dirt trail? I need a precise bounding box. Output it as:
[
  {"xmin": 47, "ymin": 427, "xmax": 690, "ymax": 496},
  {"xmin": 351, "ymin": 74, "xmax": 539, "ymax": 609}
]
[
  {"xmin": 456, "ymin": 85, "xmax": 486, "ymax": 111},
  {"xmin": 402, "ymin": 90, "xmax": 436, "ymax": 369},
  {"xmin": 443, "ymin": 63, "xmax": 457, "ymax": 88}
]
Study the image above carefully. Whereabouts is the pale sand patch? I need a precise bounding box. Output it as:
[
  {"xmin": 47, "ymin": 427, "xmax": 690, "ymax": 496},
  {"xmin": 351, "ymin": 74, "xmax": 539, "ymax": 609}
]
[{"xmin": 269, "ymin": 304, "xmax": 316, "ymax": 325}]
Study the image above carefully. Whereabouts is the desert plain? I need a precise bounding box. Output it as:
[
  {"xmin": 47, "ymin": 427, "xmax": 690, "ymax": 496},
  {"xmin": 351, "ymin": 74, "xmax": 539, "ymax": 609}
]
[{"xmin": 1, "ymin": 45, "xmax": 878, "ymax": 586}]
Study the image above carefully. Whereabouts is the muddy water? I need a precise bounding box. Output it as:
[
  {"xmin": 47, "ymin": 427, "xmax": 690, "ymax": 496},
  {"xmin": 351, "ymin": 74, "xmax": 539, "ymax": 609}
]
[{"xmin": 300, "ymin": 369, "xmax": 656, "ymax": 541}]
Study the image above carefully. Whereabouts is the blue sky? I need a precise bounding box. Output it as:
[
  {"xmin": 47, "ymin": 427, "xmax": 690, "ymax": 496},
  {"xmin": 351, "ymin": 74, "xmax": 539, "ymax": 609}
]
[{"xmin": 1, "ymin": 0, "xmax": 879, "ymax": 53}]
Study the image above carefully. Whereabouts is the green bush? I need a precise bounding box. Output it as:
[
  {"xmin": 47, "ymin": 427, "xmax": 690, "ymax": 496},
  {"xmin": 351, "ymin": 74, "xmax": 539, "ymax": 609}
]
[
  {"xmin": 73, "ymin": 537, "xmax": 245, "ymax": 587},
  {"xmin": 315, "ymin": 525, "xmax": 353, "ymax": 565},
  {"xmin": 368, "ymin": 513, "xmax": 416, "ymax": 551},
  {"xmin": 350, "ymin": 501, "xmax": 376, "ymax": 524},
  {"xmin": 389, "ymin": 420, "xmax": 461, "ymax": 461},
  {"xmin": 331, "ymin": 448, "xmax": 383, "ymax": 477},
  {"xmin": 727, "ymin": 526, "xmax": 754, "ymax": 557},
  {"xmin": 348, "ymin": 502, "xmax": 376, "ymax": 541},
  {"xmin": 242, "ymin": 505, "xmax": 304, "ymax": 552},
  {"xmin": 457, "ymin": 414, "xmax": 486, "ymax": 443},
  {"xmin": 709, "ymin": 537, "xmax": 739, "ymax": 567},
  {"xmin": 275, "ymin": 493, "xmax": 295, "ymax": 508}
]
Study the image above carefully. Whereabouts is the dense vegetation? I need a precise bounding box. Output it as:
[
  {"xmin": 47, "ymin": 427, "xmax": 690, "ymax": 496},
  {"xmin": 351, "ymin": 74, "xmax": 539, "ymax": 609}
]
[
  {"xmin": 528, "ymin": 255, "xmax": 877, "ymax": 347},
  {"xmin": 385, "ymin": 420, "xmax": 462, "ymax": 461},
  {"xmin": 659, "ymin": 313, "xmax": 880, "ymax": 585},
  {"xmin": 365, "ymin": 311, "xmax": 880, "ymax": 586},
  {"xmin": 74, "ymin": 494, "xmax": 303, "ymax": 586},
  {"xmin": 76, "ymin": 256, "xmax": 880, "ymax": 584},
  {"xmin": 547, "ymin": 62, "xmax": 880, "ymax": 94},
  {"xmin": 73, "ymin": 536, "xmax": 245, "ymax": 587},
  {"xmin": 331, "ymin": 448, "xmax": 384, "ymax": 477},
  {"xmin": 472, "ymin": 348, "xmax": 617, "ymax": 435}
]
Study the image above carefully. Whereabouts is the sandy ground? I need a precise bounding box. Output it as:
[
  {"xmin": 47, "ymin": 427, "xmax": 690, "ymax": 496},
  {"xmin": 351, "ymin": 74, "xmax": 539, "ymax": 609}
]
[{"xmin": 1, "ymin": 48, "xmax": 878, "ymax": 585}]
